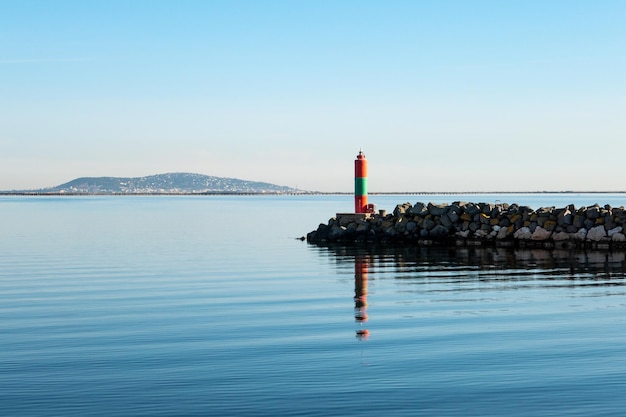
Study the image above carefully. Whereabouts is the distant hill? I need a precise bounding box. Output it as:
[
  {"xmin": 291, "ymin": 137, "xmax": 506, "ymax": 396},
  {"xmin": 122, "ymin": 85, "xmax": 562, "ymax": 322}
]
[{"xmin": 32, "ymin": 173, "xmax": 302, "ymax": 194}]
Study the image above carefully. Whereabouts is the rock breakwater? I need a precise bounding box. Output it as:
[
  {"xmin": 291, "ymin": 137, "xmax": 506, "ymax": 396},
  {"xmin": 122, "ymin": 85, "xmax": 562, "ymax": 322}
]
[{"xmin": 307, "ymin": 202, "xmax": 626, "ymax": 250}]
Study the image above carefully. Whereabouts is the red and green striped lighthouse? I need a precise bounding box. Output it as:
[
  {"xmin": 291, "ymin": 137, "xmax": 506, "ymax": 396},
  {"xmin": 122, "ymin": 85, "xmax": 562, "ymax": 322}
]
[{"xmin": 354, "ymin": 149, "xmax": 368, "ymax": 213}]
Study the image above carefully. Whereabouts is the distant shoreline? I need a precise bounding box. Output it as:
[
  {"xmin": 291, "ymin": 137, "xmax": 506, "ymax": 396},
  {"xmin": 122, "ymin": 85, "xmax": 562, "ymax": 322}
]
[{"xmin": 2, "ymin": 191, "xmax": 626, "ymax": 196}]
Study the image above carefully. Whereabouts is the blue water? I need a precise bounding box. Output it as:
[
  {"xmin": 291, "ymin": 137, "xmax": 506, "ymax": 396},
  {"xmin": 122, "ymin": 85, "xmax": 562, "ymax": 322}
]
[{"xmin": 2, "ymin": 194, "xmax": 626, "ymax": 416}]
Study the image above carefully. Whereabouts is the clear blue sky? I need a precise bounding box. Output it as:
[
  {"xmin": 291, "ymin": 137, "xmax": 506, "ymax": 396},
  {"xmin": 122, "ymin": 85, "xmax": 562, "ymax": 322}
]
[{"xmin": 1, "ymin": 0, "xmax": 625, "ymax": 192}]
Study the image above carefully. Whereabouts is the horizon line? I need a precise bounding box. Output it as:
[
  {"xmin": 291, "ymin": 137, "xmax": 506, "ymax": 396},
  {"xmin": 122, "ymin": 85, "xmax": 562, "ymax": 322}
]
[{"xmin": 3, "ymin": 190, "xmax": 626, "ymax": 196}]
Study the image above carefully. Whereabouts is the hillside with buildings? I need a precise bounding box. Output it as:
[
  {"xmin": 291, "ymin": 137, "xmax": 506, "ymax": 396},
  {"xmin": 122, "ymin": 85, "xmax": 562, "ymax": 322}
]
[{"xmin": 23, "ymin": 173, "xmax": 302, "ymax": 194}]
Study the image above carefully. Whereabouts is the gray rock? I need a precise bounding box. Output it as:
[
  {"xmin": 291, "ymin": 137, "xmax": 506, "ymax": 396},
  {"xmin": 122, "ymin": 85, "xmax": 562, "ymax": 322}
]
[
  {"xmin": 408, "ymin": 202, "xmax": 428, "ymax": 216},
  {"xmin": 552, "ymin": 231, "xmax": 571, "ymax": 241},
  {"xmin": 423, "ymin": 218, "xmax": 436, "ymax": 231},
  {"xmin": 587, "ymin": 225, "xmax": 606, "ymax": 241},
  {"xmin": 612, "ymin": 233, "xmax": 626, "ymax": 242},
  {"xmin": 474, "ymin": 229, "xmax": 489, "ymax": 238},
  {"xmin": 480, "ymin": 203, "xmax": 495, "ymax": 214},
  {"xmin": 440, "ymin": 214, "xmax": 453, "ymax": 228},
  {"xmin": 604, "ymin": 218, "xmax": 617, "ymax": 231},
  {"xmin": 514, "ymin": 227, "xmax": 532, "ymax": 240},
  {"xmin": 384, "ymin": 226, "xmax": 397, "ymax": 236},
  {"xmin": 586, "ymin": 205, "xmax": 601, "ymax": 219},
  {"xmin": 608, "ymin": 226, "xmax": 623, "ymax": 237},
  {"xmin": 464, "ymin": 203, "xmax": 481, "ymax": 217},
  {"xmin": 393, "ymin": 203, "xmax": 412, "ymax": 217},
  {"xmin": 328, "ymin": 225, "xmax": 346, "ymax": 240},
  {"xmin": 449, "ymin": 202, "xmax": 464, "ymax": 214},
  {"xmin": 394, "ymin": 217, "xmax": 407, "ymax": 232},
  {"xmin": 557, "ymin": 209, "xmax": 573, "ymax": 226},
  {"xmin": 496, "ymin": 226, "xmax": 511, "ymax": 240},
  {"xmin": 428, "ymin": 202, "xmax": 448, "ymax": 216},
  {"xmin": 447, "ymin": 211, "xmax": 460, "ymax": 224},
  {"xmin": 429, "ymin": 225, "xmax": 449, "ymax": 238},
  {"xmin": 531, "ymin": 226, "xmax": 552, "ymax": 241},
  {"xmin": 573, "ymin": 228, "xmax": 588, "ymax": 241},
  {"xmin": 573, "ymin": 215, "xmax": 585, "ymax": 229}
]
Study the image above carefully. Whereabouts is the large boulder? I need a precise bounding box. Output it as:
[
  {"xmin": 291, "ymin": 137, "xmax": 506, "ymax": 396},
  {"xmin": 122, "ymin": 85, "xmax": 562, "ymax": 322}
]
[
  {"xmin": 427, "ymin": 203, "xmax": 448, "ymax": 216},
  {"xmin": 393, "ymin": 202, "xmax": 412, "ymax": 217},
  {"xmin": 440, "ymin": 214, "xmax": 454, "ymax": 228},
  {"xmin": 531, "ymin": 226, "xmax": 552, "ymax": 241},
  {"xmin": 356, "ymin": 222, "xmax": 370, "ymax": 234},
  {"xmin": 408, "ymin": 202, "xmax": 428, "ymax": 216},
  {"xmin": 463, "ymin": 203, "xmax": 481, "ymax": 217},
  {"xmin": 552, "ymin": 231, "xmax": 571, "ymax": 241},
  {"xmin": 573, "ymin": 228, "xmax": 588, "ymax": 241},
  {"xmin": 572, "ymin": 215, "xmax": 586, "ymax": 229},
  {"xmin": 586, "ymin": 205, "xmax": 601, "ymax": 219},
  {"xmin": 514, "ymin": 227, "xmax": 532, "ymax": 240},
  {"xmin": 586, "ymin": 225, "xmax": 606, "ymax": 242},
  {"xmin": 496, "ymin": 225, "xmax": 514, "ymax": 240},
  {"xmin": 406, "ymin": 221, "xmax": 418, "ymax": 233},
  {"xmin": 429, "ymin": 225, "xmax": 449, "ymax": 238},
  {"xmin": 328, "ymin": 224, "xmax": 347, "ymax": 240},
  {"xmin": 557, "ymin": 208, "xmax": 573, "ymax": 226},
  {"xmin": 542, "ymin": 220, "xmax": 557, "ymax": 232},
  {"xmin": 608, "ymin": 226, "xmax": 623, "ymax": 237},
  {"xmin": 612, "ymin": 233, "xmax": 626, "ymax": 242},
  {"xmin": 446, "ymin": 210, "xmax": 460, "ymax": 224},
  {"xmin": 422, "ymin": 218, "xmax": 436, "ymax": 231}
]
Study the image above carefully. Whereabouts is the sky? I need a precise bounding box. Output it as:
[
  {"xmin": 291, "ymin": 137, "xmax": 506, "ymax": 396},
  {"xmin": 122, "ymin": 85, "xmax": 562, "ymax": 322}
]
[{"xmin": 1, "ymin": 0, "xmax": 625, "ymax": 192}]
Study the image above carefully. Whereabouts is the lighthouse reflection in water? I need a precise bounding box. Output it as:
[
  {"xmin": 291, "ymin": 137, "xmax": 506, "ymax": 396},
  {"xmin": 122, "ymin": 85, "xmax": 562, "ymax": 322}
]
[{"xmin": 354, "ymin": 255, "xmax": 370, "ymax": 339}]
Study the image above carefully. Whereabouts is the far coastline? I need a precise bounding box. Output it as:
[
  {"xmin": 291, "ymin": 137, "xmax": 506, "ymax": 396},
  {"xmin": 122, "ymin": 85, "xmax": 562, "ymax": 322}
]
[{"xmin": 3, "ymin": 190, "xmax": 626, "ymax": 196}]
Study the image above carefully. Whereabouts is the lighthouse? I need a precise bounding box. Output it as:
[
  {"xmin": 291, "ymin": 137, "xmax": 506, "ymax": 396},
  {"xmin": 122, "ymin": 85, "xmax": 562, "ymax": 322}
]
[
  {"xmin": 354, "ymin": 149, "xmax": 369, "ymax": 213},
  {"xmin": 334, "ymin": 150, "xmax": 374, "ymax": 228}
]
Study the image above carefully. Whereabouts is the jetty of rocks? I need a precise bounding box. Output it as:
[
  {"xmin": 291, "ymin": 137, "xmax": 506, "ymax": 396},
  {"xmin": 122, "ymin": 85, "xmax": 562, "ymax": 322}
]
[{"xmin": 306, "ymin": 202, "xmax": 626, "ymax": 250}]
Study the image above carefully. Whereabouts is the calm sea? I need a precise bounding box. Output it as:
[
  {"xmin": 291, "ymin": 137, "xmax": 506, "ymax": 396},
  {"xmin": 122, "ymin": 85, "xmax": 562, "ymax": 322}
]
[{"xmin": 2, "ymin": 194, "xmax": 626, "ymax": 417}]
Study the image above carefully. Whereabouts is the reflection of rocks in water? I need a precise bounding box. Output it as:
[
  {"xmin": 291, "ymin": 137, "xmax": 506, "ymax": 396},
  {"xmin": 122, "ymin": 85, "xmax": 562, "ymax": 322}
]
[
  {"xmin": 452, "ymin": 247, "xmax": 625, "ymax": 272},
  {"xmin": 313, "ymin": 243, "xmax": 626, "ymax": 282},
  {"xmin": 321, "ymin": 243, "xmax": 626, "ymax": 341}
]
